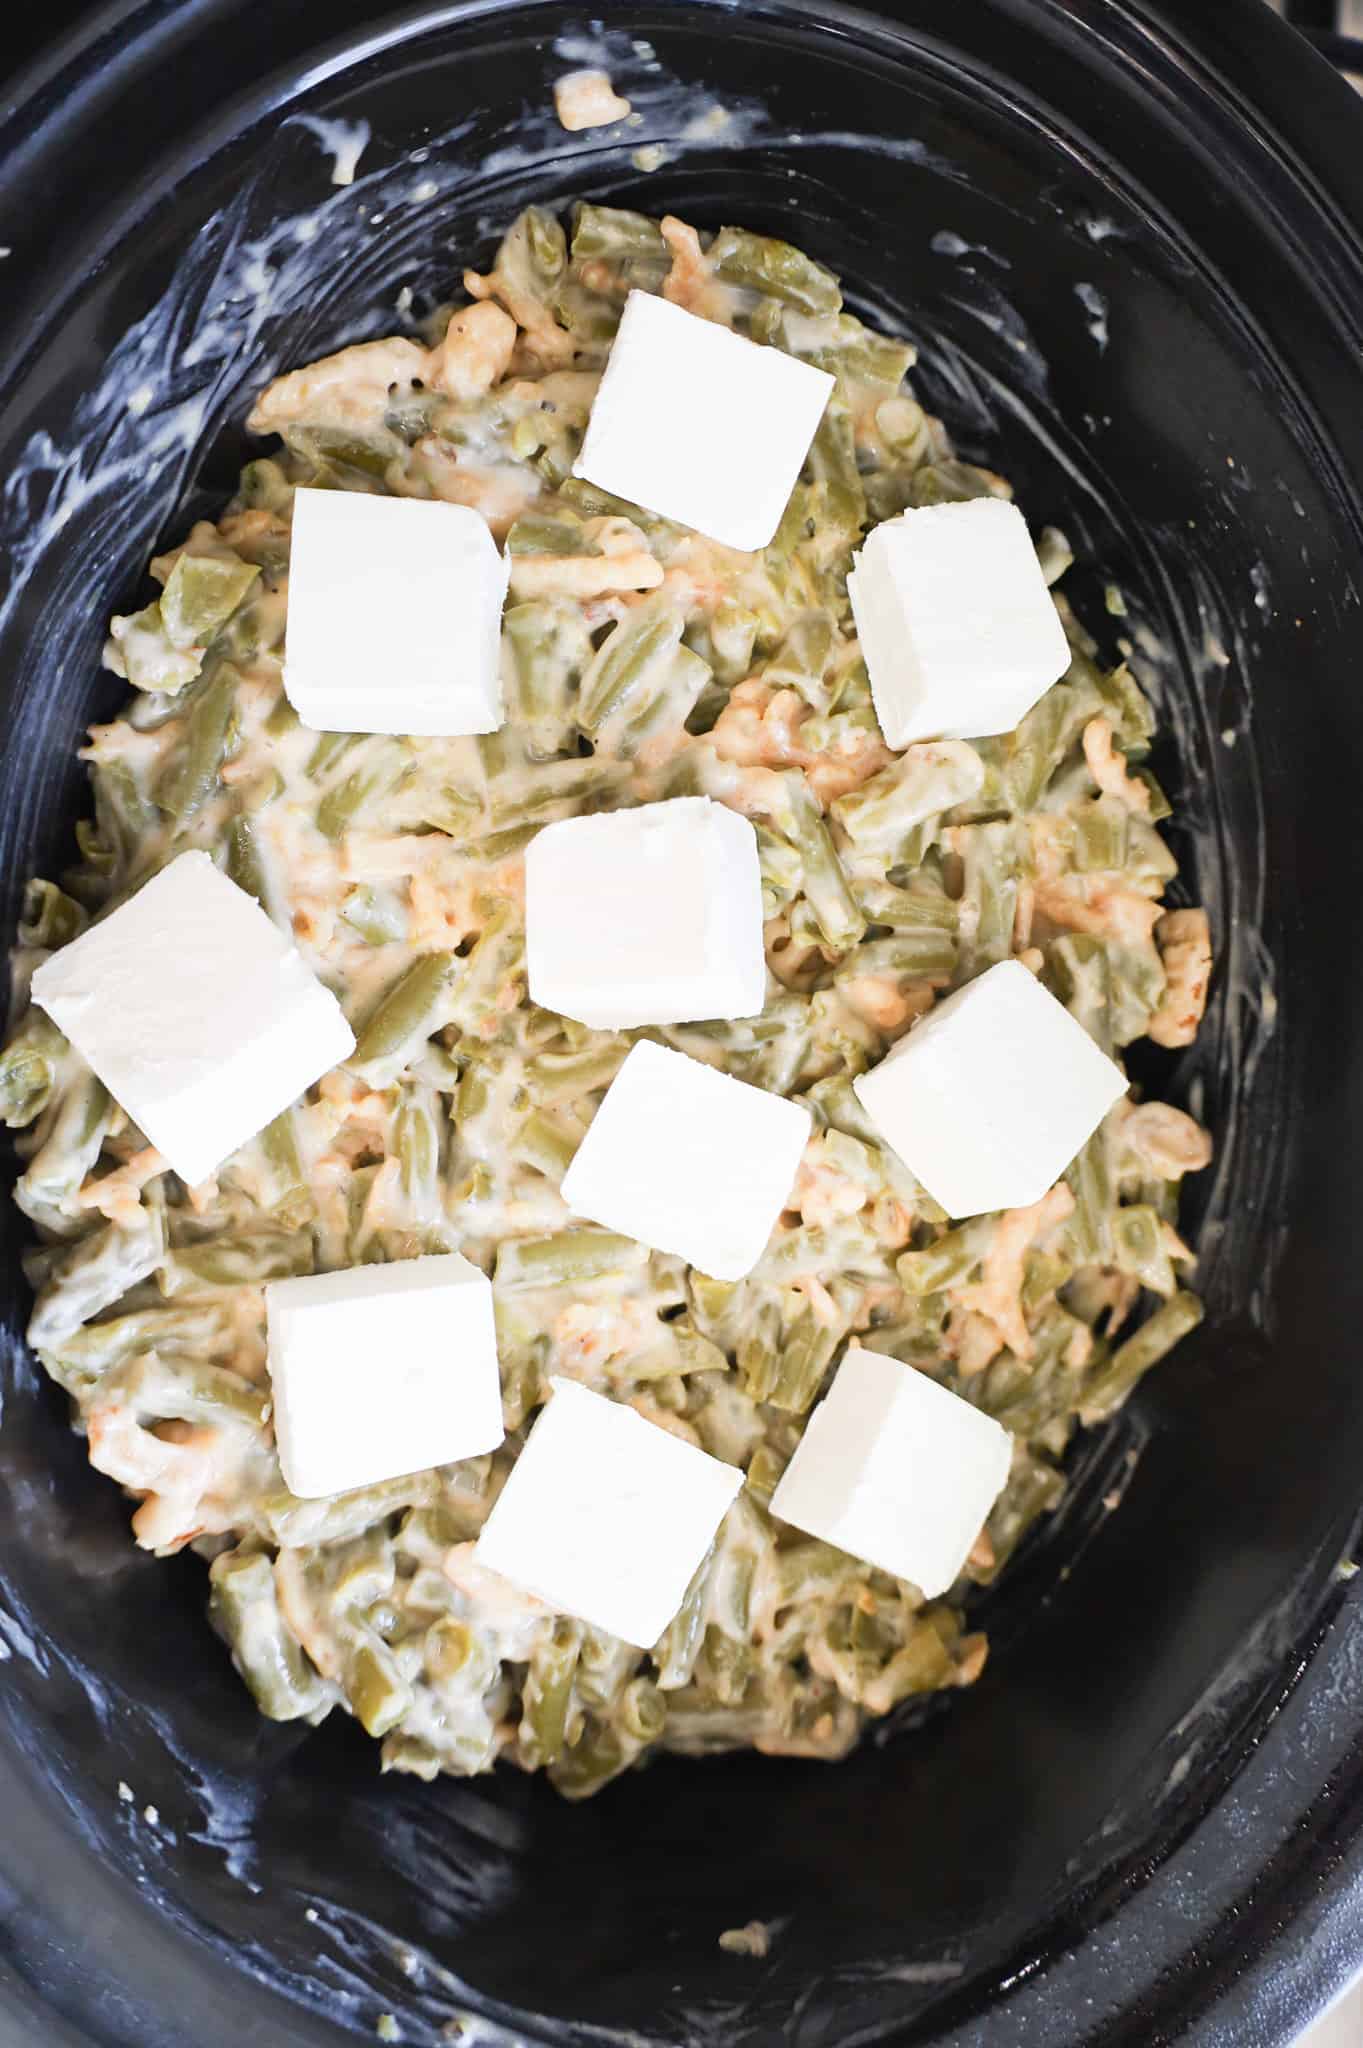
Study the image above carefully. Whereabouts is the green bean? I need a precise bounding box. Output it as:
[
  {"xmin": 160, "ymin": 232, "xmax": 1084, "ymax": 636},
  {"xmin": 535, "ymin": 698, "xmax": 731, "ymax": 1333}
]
[
  {"xmin": 262, "ymin": 1470, "xmax": 437, "ymax": 1548},
  {"xmin": 505, "ymin": 514, "xmax": 599, "ymax": 558},
  {"xmin": 549, "ymin": 1717, "xmax": 629, "ymax": 1799},
  {"xmin": 861, "ymin": 1618, "xmax": 955, "ymax": 1710},
  {"xmin": 770, "ymin": 773, "xmax": 865, "ymax": 951},
  {"xmin": 484, "ymin": 758, "xmax": 625, "ymax": 831},
  {"xmin": 1022, "ymin": 1246, "xmax": 1074, "ymax": 1313},
  {"xmin": 236, "ymin": 456, "xmax": 291, "ymax": 514},
  {"xmin": 19, "ymin": 879, "xmax": 85, "ymax": 951},
  {"xmin": 1094, "ymin": 659, "xmax": 1156, "ymax": 750},
  {"xmin": 37, "ymin": 1303, "xmax": 222, "ymax": 1398},
  {"xmin": 572, "ymin": 202, "xmax": 667, "ymax": 265},
  {"xmin": 110, "ymin": 1346, "xmax": 269, "ymax": 1429},
  {"xmin": 1108, "ymin": 940, "xmax": 1168, "ymax": 1048},
  {"xmin": 806, "ymin": 395, "xmax": 865, "ymax": 539},
  {"xmin": 447, "ymin": 905, "xmax": 524, "ymax": 1033},
  {"xmin": 773, "ymin": 1537, "xmax": 857, "ymax": 1606},
  {"xmin": 501, "ymin": 600, "xmax": 596, "ymax": 758},
  {"xmin": 953, "ymin": 822, "xmax": 1020, "ymax": 977},
  {"xmin": 351, "ymin": 952, "xmax": 458, "ymax": 1077},
  {"xmin": 341, "ymin": 1633, "xmax": 413, "ymax": 1738},
  {"xmin": 27, "ymin": 1206, "xmax": 165, "ymax": 1349},
  {"xmin": 264, "ymin": 691, "xmax": 300, "ymax": 737},
  {"xmin": 736, "ymin": 1297, "xmax": 783, "ymax": 1403},
  {"xmin": 559, "ymin": 476, "xmax": 680, "ymax": 543},
  {"xmin": 709, "ymin": 226, "xmax": 841, "ymax": 316},
  {"xmin": 710, "ymin": 599, "xmax": 760, "ymax": 685},
  {"xmin": 898, "ymin": 1222, "xmax": 988, "ymax": 1296},
  {"xmin": 504, "ymin": 204, "xmax": 567, "ymax": 292},
  {"xmin": 159, "ymin": 552, "xmax": 259, "ymax": 649},
  {"xmin": 15, "ymin": 1071, "xmax": 115, "ymax": 1229},
  {"xmin": 1035, "ymin": 526, "xmax": 1074, "ymax": 587},
  {"xmin": 172, "ymin": 1229, "xmax": 312, "ymax": 1289},
  {"xmin": 209, "ymin": 1550, "xmax": 328, "ymax": 1720},
  {"xmin": 316, "ymin": 745, "xmax": 406, "ymax": 840},
  {"xmin": 520, "ymin": 1619, "xmax": 582, "ymax": 1767},
  {"xmin": 985, "ymin": 1447, "xmax": 1065, "ymax": 1571},
  {"xmin": 1111, "ymin": 1203, "xmax": 1176, "ymax": 1296},
  {"xmin": 769, "ymin": 1308, "xmax": 841, "ymax": 1414},
  {"xmin": 621, "ymin": 1674, "xmax": 667, "ymax": 1741},
  {"xmin": 340, "ymin": 884, "xmax": 408, "ymax": 946},
  {"xmin": 755, "ymin": 824, "xmax": 802, "ymax": 917},
  {"xmin": 1003, "ymin": 674, "xmax": 1104, "ymax": 813},
  {"xmin": 833, "ymin": 742, "xmax": 984, "ymax": 859},
  {"xmin": 515, "ymin": 1109, "xmax": 579, "ymax": 1183},
  {"xmin": 836, "ymin": 929, "xmax": 956, "ymax": 986},
  {"xmin": 1080, "ymin": 1291, "xmax": 1204, "ymax": 1422},
  {"xmin": 305, "ymin": 729, "xmax": 362, "ymax": 780},
  {"xmin": 1046, "ymin": 932, "xmax": 1114, "ymax": 1058},
  {"xmin": 577, "ymin": 599, "xmax": 685, "ymax": 737},
  {"xmin": 1074, "ymin": 797, "xmax": 1129, "ymax": 873},
  {"xmin": 494, "ymin": 1229, "xmax": 646, "ymax": 1290},
  {"xmin": 652, "ymin": 1562, "xmax": 711, "ymax": 1690},
  {"xmin": 801, "ymin": 316, "xmax": 915, "ymax": 394},
  {"xmin": 225, "ymin": 815, "xmax": 270, "ymax": 908},
  {"xmin": 106, "ymin": 599, "xmax": 203, "ymax": 694},
  {"xmin": 157, "ymin": 663, "xmax": 241, "ymax": 821},
  {"xmin": 524, "ymin": 1045, "xmax": 626, "ymax": 1104},
  {"xmin": 765, "ymin": 615, "xmax": 835, "ymax": 709},
  {"xmin": 744, "ymin": 1443, "xmax": 786, "ymax": 1503},
  {"xmin": 1064, "ymin": 1127, "xmax": 1113, "ymax": 1266},
  {"xmin": 395, "ymin": 1086, "xmax": 442, "ymax": 1218}
]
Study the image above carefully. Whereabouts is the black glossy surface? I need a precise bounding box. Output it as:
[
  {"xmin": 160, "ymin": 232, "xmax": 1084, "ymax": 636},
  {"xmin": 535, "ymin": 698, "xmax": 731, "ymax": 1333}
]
[{"xmin": 1, "ymin": 2, "xmax": 1362, "ymax": 2043}]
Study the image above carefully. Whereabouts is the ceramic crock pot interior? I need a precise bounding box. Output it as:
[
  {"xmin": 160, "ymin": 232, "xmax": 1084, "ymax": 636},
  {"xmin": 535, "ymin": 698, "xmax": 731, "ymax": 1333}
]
[{"xmin": 2, "ymin": 1, "xmax": 1363, "ymax": 2042}]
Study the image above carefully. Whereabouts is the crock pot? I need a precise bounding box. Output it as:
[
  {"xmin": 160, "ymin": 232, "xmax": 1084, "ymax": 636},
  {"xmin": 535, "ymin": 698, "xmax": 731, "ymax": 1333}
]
[{"xmin": 3, "ymin": 2, "xmax": 1363, "ymax": 2041}]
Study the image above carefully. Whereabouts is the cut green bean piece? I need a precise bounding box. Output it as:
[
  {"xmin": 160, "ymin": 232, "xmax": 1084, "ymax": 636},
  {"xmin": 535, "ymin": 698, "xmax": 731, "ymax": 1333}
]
[
  {"xmin": 106, "ymin": 600, "xmax": 203, "ymax": 695},
  {"xmin": 317, "ymin": 745, "xmax": 406, "ymax": 840},
  {"xmin": 770, "ymin": 773, "xmax": 865, "ymax": 951},
  {"xmin": 502, "ymin": 600, "xmax": 595, "ymax": 757},
  {"xmin": 578, "ymin": 599, "xmax": 685, "ymax": 737},
  {"xmin": 342, "ymin": 1633, "xmax": 413, "ymax": 1738},
  {"xmin": 340, "ymin": 884, "xmax": 408, "ymax": 946},
  {"xmin": 898, "ymin": 1222, "xmax": 988, "ymax": 1295},
  {"xmin": 15, "ymin": 1071, "xmax": 115, "ymax": 1228},
  {"xmin": 159, "ymin": 552, "xmax": 259, "ymax": 649},
  {"xmin": 262, "ymin": 1470, "xmax": 437, "ymax": 1548},
  {"xmin": 1080, "ymin": 1292, "xmax": 1204, "ymax": 1421},
  {"xmin": 0, "ymin": 1012, "xmax": 66, "ymax": 1129},
  {"xmin": 19, "ymin": 879, "xmax": 86, "ymax": 951},
  {"xmin": 709, "ymin": 227, "xmax": 842, "ymax": 315},
  {"xmin": 834, "ymin": 743, "xmax": 984, "ymax": 860},
  {"xmin": 1111, "ymin": 1203, "xmax": 1177, "ymax": 1296},
  {"xmin": 27, "ymin": 1206, "xmax": 165, "ymax": 1349},
  {"xmin": 352, "ymin": 952, "xmax": 458, "ymax": 1078},
  {"xmin": 494, "ymin": 1229, "xmax": 646, "ymax": 1290},
  {"xmin": 521, "ymin": 1618, "xmax": 582, "ymax": 1767},
  {"xmin": 157, "ymin": 664, "xmax": 241, "ymax": 821},
  {"xmin": 209, "ymin": 1550, "xmax": 329, "ymax": 1720}
]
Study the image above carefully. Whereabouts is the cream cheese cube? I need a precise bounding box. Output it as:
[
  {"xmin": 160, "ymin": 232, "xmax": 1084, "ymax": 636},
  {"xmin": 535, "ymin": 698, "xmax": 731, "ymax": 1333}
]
[
  {"xmin": 283, "ymin": 487, "xmax": 509, "ymax": 734},
  {"xmin": 31, "ymin": 851, "xmax": 354, "ymax": 1187},
  {"xmin": 573, "ymin": 290, "xmax": 834, "ymax": 551},
  {"xmin": 560, "ymin": 1039, "xmax": 810, "ymax": 1281},
  {"xmin": 770, "ymin": 1345, "xmax": 1013, "ymax": 1598},
  {"xmin": 266, "ymin": 1253, "xmax": 504, "ymax": 1499},
  {"xmin": 848, "ymin": 499, "xmax": 1071, "ymax": 745},
  {"xmin": 524, "ymin": 796, "xmax": 765, "ymax": 1029},
  {"xmin": 474, "ymin": 1377, "xmax": 742, "ymax": 1646},
  {"xmin": 853, "ymin": 959, "xmax": 1128, "ymax": 1219}
]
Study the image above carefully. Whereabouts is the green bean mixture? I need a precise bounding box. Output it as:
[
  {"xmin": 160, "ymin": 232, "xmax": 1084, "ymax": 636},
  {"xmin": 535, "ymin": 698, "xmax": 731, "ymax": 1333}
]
[{"xmin": 1, "ymin": 205, "xmax": 1213, "ymax": 1794}]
